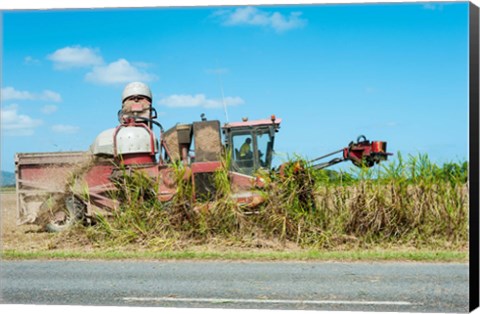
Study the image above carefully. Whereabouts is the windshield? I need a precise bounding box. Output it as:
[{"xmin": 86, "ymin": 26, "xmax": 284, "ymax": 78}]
[{"xmin": 230, "ymin": 127, "xmax": 274, "ymax": 175}]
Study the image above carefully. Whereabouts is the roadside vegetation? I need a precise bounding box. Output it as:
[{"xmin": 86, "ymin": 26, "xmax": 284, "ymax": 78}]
[
  {"xmin": 0, "ymin": 186, "xmax": 16, "ymax": 192},
  {"xmin": 73, "ymin": 152, "xmax": 468, "ymax": 253},
  {"xmin": 3, "ymin": 248, "xmax": 467, "ymax": 262},
  {"xmin": 2, "ymin": 152, "xmax": 468, "ymax": 261}
]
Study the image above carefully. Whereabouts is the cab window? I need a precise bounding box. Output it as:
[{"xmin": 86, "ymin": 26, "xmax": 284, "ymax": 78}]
[{"xmin": 256, "ymin": 130, "xmax": 271, "ymax": 168}]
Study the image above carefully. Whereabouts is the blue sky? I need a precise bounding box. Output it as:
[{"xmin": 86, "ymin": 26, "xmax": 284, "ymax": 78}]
[{"xmin": 0, "ymin": 2, "xmax": 470, "ymax": 172}]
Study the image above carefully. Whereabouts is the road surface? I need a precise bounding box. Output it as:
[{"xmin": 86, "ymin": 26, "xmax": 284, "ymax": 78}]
[{"xmin": 0, "ymin": 260, "xmax": 469, "ymax": 312}]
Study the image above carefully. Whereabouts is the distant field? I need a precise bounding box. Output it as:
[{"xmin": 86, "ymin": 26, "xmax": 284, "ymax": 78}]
[{"xmin": 1, "ymin": 170, "xmax": 15, "ymax": 186}]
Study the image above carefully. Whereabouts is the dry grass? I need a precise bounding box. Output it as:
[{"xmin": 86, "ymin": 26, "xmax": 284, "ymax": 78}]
[
  {"xmin": 1, "ymin": 153, "xmax": 469, "ymax": 257},
  {"xmin": 79, "ymin": 154, "xmax": 468, "ymax": 251}
]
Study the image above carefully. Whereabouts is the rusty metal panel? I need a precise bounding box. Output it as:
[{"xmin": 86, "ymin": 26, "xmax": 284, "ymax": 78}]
[
  {"xmin": 15, "ymin": 151, "xmax": 90, "ymax": 165},
  {"xmin": 162, "ymin": 124, "xmax": 192, "ymax": 161},
  {"xmin": 193, "ymin": 120, "xmax": 222, "ymax": 162},
  {"xmin": 176, "ymin": 124, "xmax": 192, "ymax": 144},
  {"xmin": 191, "ymin": 161, "xmax": 222, "ymax": 173},
  {"xmin": 15, "ymin": 151, "xmax": 92, "ymax": 224},
  {"xmin": 162, "ymin": 127, "xmax": 181, "ymax": 160}
]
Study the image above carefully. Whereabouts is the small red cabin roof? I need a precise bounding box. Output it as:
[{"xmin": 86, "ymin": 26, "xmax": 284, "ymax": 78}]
[{"xmin": 223, "ymin": 118, "xmax": 282, "ymax": 129}]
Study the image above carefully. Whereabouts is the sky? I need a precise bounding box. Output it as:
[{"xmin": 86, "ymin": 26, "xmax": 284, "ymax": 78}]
[{"xmin": 0, "ymin": 1, "xmax": 471, "ymax": 173}]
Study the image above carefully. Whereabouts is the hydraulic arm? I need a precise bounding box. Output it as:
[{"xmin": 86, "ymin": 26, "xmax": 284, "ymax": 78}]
[{"xmin": 310, "ymin": 135, "xmax": 392, "ymax": 170}]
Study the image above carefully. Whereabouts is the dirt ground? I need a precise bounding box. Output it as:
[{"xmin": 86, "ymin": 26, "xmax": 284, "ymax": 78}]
[{"xmin": 1, "ymin": 191, "xmax": 59, "ymax": 251}]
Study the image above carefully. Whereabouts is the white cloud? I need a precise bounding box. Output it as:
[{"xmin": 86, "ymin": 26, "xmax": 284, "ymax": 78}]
[
  {"xmin": 41, "ymin": 105, "xmax": 58, "ymax": 114},
  {"xmin": 1, "ymin": 87, "xmax": 62, "ymax": 102},
  {"xmin": 51, "ymin": 124, "xmax": 80, "ymax": 134},
  {"xmin": 85, "ymin": 59, "xmax": 157, "ymax": 85},
  {"xmin": 47, "ymin": 46, "xmax": 104, "ymax": 69},
  {"xmin": 0, "ymin": 104, "xmax": 42, "ymax": 136},
  {"xmin": 46, "ymin": 46, "xmax": 157, "ymax": 86},
  {"xmin": 216, "ymin": 7, "xmax": 307, "ymax": 33},
  {"xmin": 270, "ymin": 11, "xmax": 306, "ymax": 32},
  {"xmin": 39, "ymin": 90, "xmax": 62, "ymax": 102},
  {"xmin": 423, "ymin": 3, "xmax": 444, "ymax": 10},
  {"xmin": 24, "ymin": 56, "xmax": 41, "ymax": 65},
  {"xmin": 1, "ymin": 87, "xmax": 34, "ymax": 101},
  {"xmin": 158, "ymin": 94, "xmax": 244, "ymax": 109},
  {"xmin": 132, "ymin": 61, "xmax": 155, "ymax": 69}
]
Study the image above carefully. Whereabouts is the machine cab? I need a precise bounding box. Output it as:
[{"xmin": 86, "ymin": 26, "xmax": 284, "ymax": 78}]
[{"xmin": 222, "ymin": 116, "xmax": 281, "ymax": 176}]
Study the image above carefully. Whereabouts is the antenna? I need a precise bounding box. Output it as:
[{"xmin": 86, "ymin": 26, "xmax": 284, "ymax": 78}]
[{"xmin": 215, "ymin": 62, "xmax": 229, "ymax": 123}]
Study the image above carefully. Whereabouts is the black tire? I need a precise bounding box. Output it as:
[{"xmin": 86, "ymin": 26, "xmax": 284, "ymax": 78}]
[{"xmin": 45, "ymin": 195, "xmax": 86, "ymax": 232}]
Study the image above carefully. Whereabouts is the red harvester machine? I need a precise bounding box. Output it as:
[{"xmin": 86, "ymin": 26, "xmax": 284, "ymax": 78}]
[{"xmin": 15, "ymin": 103, "xmax": 391, "ymax": 231}]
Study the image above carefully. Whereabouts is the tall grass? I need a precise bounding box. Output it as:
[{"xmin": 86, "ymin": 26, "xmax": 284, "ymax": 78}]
[
  {"xmin": 191, "ymin": 151, "xmax": 251, "ymax": 242},
  {"xmin": 86, "ymin": 165, "xmax": 186, "ymax": 249},
  {"xmin": 315, "ymin": 153, "xmax": 468, "ymax": 248},
  {"xmin": 83, "ymin": 152, "xmax": 468, "ymax": 250}
]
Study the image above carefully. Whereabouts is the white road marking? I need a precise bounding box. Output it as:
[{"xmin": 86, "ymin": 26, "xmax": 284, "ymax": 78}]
[{"xmin": 123, "ymin": 296, "xmax": 416, "ymax": 306}]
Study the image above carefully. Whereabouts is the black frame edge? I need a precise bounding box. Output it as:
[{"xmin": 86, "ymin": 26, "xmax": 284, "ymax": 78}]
[{"xmin": 470, "ymin": 1, "xmax": 480, "ymax": 312}]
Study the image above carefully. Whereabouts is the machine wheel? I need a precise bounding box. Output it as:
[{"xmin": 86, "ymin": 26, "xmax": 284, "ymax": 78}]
[{"xmin": 45, "ymin": 195, "xmax": 86, "ymax": 233}]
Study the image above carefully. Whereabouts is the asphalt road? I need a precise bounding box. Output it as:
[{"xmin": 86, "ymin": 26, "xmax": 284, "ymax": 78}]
[{"xmin": 0, "ymin": 260, "xmax": 469, "ymax": 312}]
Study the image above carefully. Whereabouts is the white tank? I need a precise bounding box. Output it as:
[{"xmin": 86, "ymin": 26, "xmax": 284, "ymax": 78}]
[
  {"xmin": 90, "ymin": 128, "xmax": 115, "ymax": 155},
  {"xmin": 116, "ymin": 126, "xmax": 158, "ymax": 155},
  {"xmin": 90, "ymin": 126, "xmax": 158, "ymax": 156}
]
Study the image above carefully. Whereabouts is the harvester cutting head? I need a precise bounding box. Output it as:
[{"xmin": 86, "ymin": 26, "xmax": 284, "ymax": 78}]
[
  {"xmin": 311, "ymin": 135, "xmax": 392, "ymax": 170},
  {"xmin": 344, "ymin": 135, "xmax": 391, "ymax": 168}
]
